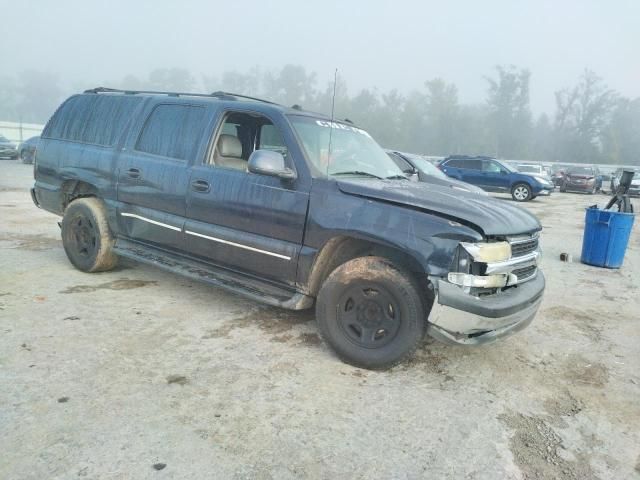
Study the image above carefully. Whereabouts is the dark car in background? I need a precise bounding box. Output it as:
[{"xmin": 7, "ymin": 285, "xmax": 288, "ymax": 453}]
[
  {"xmin": 560, "ymin": 165, "xmax": 601, "ymax": 194},
  {"xmin": 0, "ymin": 134, "xmax": 19, "ymax": 159},
  {"xmin": 18, "ymin": 136, "xmax": 40, "ymax": 164},
  {"xmin": 550, "ymin": 164, "xmax": 571, "ymax": 187},
  {"xmin": 386, "ymin": 150, "xmax": 487, "ymax": 195},
  {"xmin": 611, "ymin": 168, "xmax": 640, "ymax": 196},
  {"xmin": 438, "ymin": 155, "xmax": 553, "ymax": 201}
]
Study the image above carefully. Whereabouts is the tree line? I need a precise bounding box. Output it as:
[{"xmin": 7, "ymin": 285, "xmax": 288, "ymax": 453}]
[{"xmin": 1, "ymin": 65, "xmax": 638, "ymax": 165}]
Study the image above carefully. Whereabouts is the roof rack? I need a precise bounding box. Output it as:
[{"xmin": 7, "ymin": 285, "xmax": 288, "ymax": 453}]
[{"xmin": 83, "ymin": 87, "xmax": 280, "ymax": 105}]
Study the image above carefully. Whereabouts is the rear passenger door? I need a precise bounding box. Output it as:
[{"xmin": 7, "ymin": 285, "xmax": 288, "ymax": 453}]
[
  {"xmin": 116, "ymin": 102, "xmax": 214, "ymax": 251},
  {"xmin": 455, "ymin": 159, "xmax": 484, "ymax": 186},
  {"xmin": 184, "ymin": 109, "xmax": 310, "ymax": 286}
]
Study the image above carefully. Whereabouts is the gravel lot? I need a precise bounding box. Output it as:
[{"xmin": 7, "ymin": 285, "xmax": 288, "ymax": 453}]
[{"xmin": 1, "ymin": 160, "xmax": 639, "ymax": 480}]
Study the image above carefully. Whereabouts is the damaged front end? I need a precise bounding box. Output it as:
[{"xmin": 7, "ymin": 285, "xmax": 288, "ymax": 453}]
[{"xmin": 427, "ymin": 232, "xmax": 545, "ymax": 345}]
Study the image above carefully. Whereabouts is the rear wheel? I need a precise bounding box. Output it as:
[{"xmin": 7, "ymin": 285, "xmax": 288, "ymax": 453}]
[
  {"xmin": 316, "ymin": 256, "xmax": 426, "ymax": 369},
  {"xmin": 511, "ymin": 183, "xmax": 532, "ymax": 202},
  {"xmin": 61, "ymin": 197, "xmax": 118, "ymax": 272}
]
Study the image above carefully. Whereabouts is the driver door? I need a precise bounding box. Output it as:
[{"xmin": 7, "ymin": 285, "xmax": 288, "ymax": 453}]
[{"xmin": 184, "ymin": 110, "xmax": 309, "ymax": 286}]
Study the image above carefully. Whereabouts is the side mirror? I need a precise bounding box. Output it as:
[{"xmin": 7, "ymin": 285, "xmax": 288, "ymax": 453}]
[
  {"xmin": 501, "ymin": 169, "xmax": 508, "ymax": 174},
  {"xmin": 248, "ymin": 150, "xmax": 296, "ymax": 180}
]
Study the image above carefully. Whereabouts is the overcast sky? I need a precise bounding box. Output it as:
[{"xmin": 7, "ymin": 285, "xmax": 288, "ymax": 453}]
[{"xmin": 3, "ymin": 0, "xmax": 639, "ymax": 115}]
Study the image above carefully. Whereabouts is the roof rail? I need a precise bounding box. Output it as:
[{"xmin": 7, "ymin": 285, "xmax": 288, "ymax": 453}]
[{"xmin": 83, "ymin": 87, "xmax": 280, "ymax": 105}]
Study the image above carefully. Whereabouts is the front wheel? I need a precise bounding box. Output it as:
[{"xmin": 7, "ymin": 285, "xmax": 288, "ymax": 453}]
[
  {"xmin": 511, "ymin": 183, "xmax": 532, "ymax": 202},
  {"xmin": 61, "ymin": 197, "xmax": 118, "ymax": 272},
  {"xmin": 316, "ymin": 256, "xmax": 427, "ymax": 369}
]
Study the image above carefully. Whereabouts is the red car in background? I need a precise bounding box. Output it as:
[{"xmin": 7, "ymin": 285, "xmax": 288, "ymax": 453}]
[{"xmin": 560, "ymin": 166, "xmax": 601, "ymax": 194}]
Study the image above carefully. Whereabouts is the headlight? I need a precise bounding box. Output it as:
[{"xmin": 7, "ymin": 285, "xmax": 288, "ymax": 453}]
[
  {"xmin": 460, "ymin": 241, "xmax": 511, "ymax": 263},
  {"xmin": 533, "ymin": 176, "xmax": 550, "ymax": 185}
]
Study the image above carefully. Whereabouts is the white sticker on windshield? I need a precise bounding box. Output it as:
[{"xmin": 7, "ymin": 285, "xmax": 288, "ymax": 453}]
[{"xmin": 315, "ymin": 120, "xmax": 371, "ymax": 138}]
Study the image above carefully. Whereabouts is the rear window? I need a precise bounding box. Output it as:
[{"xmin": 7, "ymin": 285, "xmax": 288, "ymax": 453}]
[
  {"xmin": 135, "ymin": 104, "xmax": 207, "ymax": 161},
  {"xmin": 43, "ymin": 94, "xmax": 142, "ymax": 146}
]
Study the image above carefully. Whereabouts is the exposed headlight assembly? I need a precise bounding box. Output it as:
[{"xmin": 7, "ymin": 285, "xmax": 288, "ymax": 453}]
[{"xmin": 460, "ymin": 241, "xmax": 511, "ymax": 263}]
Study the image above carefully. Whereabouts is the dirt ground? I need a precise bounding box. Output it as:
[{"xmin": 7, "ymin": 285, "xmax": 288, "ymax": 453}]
[{"xmin": 1, "ymin": 159, "xmax": 639, "ymax": 480}]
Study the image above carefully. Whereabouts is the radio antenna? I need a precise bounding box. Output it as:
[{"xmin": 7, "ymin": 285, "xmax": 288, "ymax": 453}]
[{"xmin": 326, "ymin": 68, "xmax": 338, "ymax": 177}]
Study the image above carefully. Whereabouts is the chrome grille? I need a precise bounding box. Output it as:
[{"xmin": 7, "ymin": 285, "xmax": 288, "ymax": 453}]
[
  {"xmin": 511, "ymin": 264, "xmax": 537, "ymax": 282},
  {"xmin": 508, "ymin": 233, "xmax": 539, "ymax": 258}
]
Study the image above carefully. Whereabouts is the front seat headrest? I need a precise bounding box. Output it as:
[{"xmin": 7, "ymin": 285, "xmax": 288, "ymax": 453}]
[{"xmin": 217, "ymin": 134, "xmax": 242, "ymax": 158}]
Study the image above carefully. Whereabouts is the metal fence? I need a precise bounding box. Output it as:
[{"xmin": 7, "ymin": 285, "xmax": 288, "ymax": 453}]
[{"xmin": 0, "ymin": 121, "xmax": 44, "ymax": 144}]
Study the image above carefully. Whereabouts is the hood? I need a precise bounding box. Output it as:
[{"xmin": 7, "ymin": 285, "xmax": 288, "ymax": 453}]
[
  {"xmin": 337, "ymin": 179, "xmax": 541, "ymax": 236},
  {"xmin": 420, "ymin": 174, "xmax": 486, "ymax": 195}
]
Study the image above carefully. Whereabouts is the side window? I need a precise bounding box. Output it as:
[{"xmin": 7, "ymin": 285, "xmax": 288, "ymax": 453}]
[
  {"xmin": 210, "ymin": 112, "xmax": 288, "ymax": 171},
  {"xmin": 483, "ymin": 160, "xmax": 502, "ymax": 173},
  {"xmin": 43, "ymin": 94, "xmax": 142, "ymax": 146},
  {"xmin": 446, "ymin": 159, "xmax": 462, "ymax": 168},
  {"xmin": 465, "ymin": 159, "xmax": 482, "ymax": 170},
  {"xmin": 135, "ymin": 104, "xmax": 207, "ymax": 161}
]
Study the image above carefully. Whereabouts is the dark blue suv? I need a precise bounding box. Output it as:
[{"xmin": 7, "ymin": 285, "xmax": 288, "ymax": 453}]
[
  {"xmin": 31, "ymin": 89, "xmax": 545, "ymax": 369},
  {"xmin": 439, "ymin": 156, "xmax": 553, "ymax": 202}
]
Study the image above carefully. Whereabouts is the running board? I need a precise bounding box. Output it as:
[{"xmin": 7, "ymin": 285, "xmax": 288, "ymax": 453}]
[{"xmin": 113, "ymin": 238, "xmax": 314, "ymax": 310}]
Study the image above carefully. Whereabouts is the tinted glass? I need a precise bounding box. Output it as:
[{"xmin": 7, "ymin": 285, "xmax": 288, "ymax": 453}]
[
  {"xmin": 136, "ymin": 104, "xmax": 207, "ymax": 161},
  {"xmin": 465, "ymin": 159, "xmax": 482, "ymax": 170},
  {"xmin": 43, "ymin": 94, "xmax": 142, "ymax": 146}
]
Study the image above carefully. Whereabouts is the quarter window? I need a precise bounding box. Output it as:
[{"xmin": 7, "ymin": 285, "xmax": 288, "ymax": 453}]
[
  {"xmin": 43, "ymin": 94, "xmax": 142, "ymax": 146},
  {"xmin": 136, "ymin": 104, "xmax": 207, "ymax": 161}
]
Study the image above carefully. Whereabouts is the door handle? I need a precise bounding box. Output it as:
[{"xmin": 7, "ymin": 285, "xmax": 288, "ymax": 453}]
[
  {"xmin": 191, "ymin": 179, "xmax": 210, "ymax": 192},
  {"xmin": 127, "ymin": 168, "xmax": 141, "ymax": 178}
]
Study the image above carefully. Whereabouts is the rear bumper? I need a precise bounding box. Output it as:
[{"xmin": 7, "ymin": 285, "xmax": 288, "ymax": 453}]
[
  {"xmin": 427, "ymin": 272, "xmax": 545, "ymax": 345},
  {"xmin": 30, "ymin": 188, "xmax": 40, "ymax": 208}
]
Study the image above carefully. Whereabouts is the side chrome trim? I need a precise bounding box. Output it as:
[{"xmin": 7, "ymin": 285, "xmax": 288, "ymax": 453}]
[
  {"xmin": 120, "ymin": 212, "xmax": 182, "ymax": 232},
  {"xmin": 185, "ymin": 230, "xmax": 291, "ymax": 260}
]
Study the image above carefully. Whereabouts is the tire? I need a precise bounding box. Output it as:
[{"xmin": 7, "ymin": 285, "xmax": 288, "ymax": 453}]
[
  {"xmin": 511, "ymin": 183, "xmax": 532, "ymax": 202},
  {"xmin": 61, "ymin": 197, "xmax": 118, "ymax": 272},
  {"xmin": 315, "ymin": 256, "xmax": 426, "ymax": 370}
]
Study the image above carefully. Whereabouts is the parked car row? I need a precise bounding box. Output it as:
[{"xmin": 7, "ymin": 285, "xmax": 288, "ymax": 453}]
[
  {"xmin": 437, "ymin": 155, "xmax": 553, "ymax": 202},
  {"xmin": 0, "ymin": 134, "xmax": 40, "ymax": 163}
]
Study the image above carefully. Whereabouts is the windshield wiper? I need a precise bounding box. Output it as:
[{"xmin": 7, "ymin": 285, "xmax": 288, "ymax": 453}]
[
  {"xmin": 331, "ymin": 171, "xmax": 382, "ymax": 179},
  {"xmin": 385, "ymin": 174, "xmax": 409, "ymax": 180}
]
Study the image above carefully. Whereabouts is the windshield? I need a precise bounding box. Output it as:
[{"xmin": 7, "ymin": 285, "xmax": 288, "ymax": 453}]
[
  {"xmin": 402, "ymin": 153, "xmax": 447, "ymax": 178},
  {"xmin": 517, "ymin": 165, "xmax": 541, "ymax": 174},
  {"xmin": 568, "ymin": 166, "xmax": 595, "ymax": 175},
  {"xmin": 290, "ymin": 116, "xmax": 404, "ymax": 179}
]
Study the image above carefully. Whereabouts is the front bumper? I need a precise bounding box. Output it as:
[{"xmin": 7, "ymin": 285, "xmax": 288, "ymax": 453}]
[
  {"xmin": 563, "ymin": 182, "xmax": 595, "ymax": 192},
  {"xmin": 535, "ymin": 188, "xmax": 552, "ymax": 196},
  {"xmin": 427, "ymin": 272, "xmax": 545, "ymax": 345}
]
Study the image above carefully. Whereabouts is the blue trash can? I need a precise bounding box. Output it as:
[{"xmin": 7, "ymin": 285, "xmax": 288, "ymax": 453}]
[{"xmin": 581, "ymin": 207, "xmax": 635, "ymax": 268}]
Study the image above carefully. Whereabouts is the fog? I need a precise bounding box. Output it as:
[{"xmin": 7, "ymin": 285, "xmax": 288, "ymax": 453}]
[
  {"xmin": 2, "ymin": 0, "xmax": 639, "ymax": 163},
  {"xmin": 4, "ymin": 0, "xmax": 638, "ymax": 114}
]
